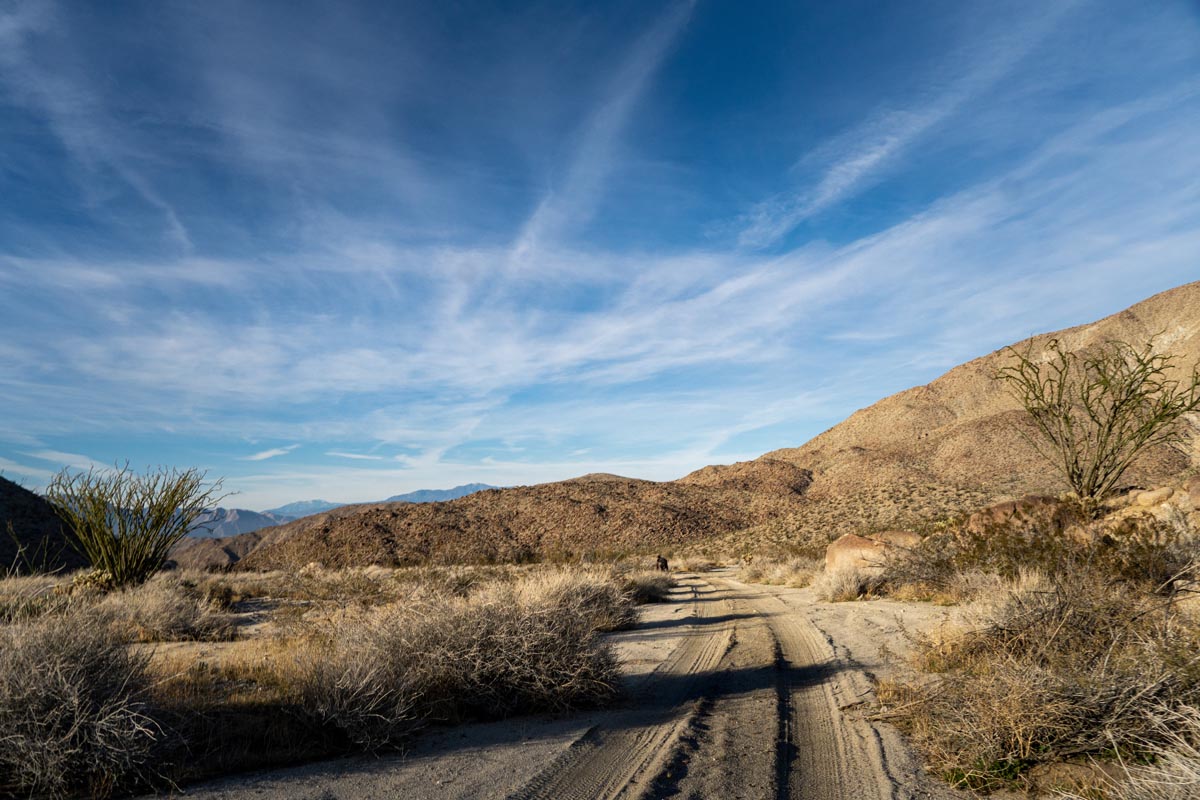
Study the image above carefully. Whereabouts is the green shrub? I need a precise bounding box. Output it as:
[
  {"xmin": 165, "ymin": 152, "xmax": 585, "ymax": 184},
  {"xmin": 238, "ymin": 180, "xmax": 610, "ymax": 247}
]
[
  {"xmin": 46, "ymin": 463, "xmax": 227, "ymax": 588},
  {"xmin": 886, "ymin": 507, "xmax": 1194, "ymax": 593}
]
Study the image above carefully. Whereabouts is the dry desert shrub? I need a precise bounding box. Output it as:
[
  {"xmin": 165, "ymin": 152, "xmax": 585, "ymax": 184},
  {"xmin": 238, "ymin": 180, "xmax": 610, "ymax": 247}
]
[
  {"xmin": 99, "ymin": 575, "xmax": 237, "ymax": 642},
  {"xmin": 893, "ymin": 572, "xmax": 1200, "ymax": 791},
  {"xmin": 740, "ymin": 555, "xmax": 821, "ymax": 588},
  {"xmin": 620, "ymin": 569, "xmax": 675, "ymax": 604},
  {"xmin": 811, "ymin": 567, "xmax": 885, "ymax": 601},
  {"xmin": 1056, "ymin": 704, "xmax": 1200, "ymax": 800},
  {"xmin": 0, "ymin": 608, "xmax": 165, "ymax": 798},
  {"xmin": 298, "ymin": 570, "xmax": 626, "ymax": 749}
]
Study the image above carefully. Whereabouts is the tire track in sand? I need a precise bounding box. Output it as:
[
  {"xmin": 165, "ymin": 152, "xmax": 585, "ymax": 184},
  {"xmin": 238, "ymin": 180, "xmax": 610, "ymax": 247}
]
[
  {"xmin": 507, "ymin": 575, "xmax": 736, "ymax": 800},
  {"xmin": 709, "ymin": 574, "xmax": 936, "ymax": 800}
]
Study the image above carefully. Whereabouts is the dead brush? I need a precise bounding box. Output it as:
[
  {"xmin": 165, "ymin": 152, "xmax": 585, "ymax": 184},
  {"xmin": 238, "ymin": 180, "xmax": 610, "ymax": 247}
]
[
  {"xmin": 811, "ymin": 567, "xmax": 886, "ymax": 601},
  {"xmin": 620, "ymin": 570, "xmax": 675, "ymax": 604},
  {"xmin": 297, "ymin": 570, "xmax": 626, "ymax": 749},
  {"xmin": 1055, "ymin": 704, "xmax": 1200, "ymax": 800},
  {"xmin": 99, "ymin": 574, "xmax": 237, "ymax": 642},
  {"xmin": 892, "ymin": 572, "xmax": 1200, "ymax": 791},
  {"xmin": 0, "ymin": 607, "xmax": 167, "ymax": 799}
]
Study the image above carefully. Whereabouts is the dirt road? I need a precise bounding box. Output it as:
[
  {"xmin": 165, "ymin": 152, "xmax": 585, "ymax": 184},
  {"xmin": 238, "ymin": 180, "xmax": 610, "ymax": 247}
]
[{"xmin": 174, "ymin": 570, "xmax": 953, "ymax": 800}]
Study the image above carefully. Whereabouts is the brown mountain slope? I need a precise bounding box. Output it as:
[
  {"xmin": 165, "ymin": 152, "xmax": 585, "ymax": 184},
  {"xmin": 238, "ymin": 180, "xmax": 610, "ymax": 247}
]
[
  {"xmin": 741, "ymin": 281, "xmax": 1200, "ymax": 551},
  {"xmin": 215, "ymin": 281, "xmax": 1200, "ymax": 569},
  {"xmin": 0, "ymin": 476, "xmax": 88, "ymax": 573},
  {"xmin": 235, "ymin": 461, "xmax": 813, "ymax": 570}
]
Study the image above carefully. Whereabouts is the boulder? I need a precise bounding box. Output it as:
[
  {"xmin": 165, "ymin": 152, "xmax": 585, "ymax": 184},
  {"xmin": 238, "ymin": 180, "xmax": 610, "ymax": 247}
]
[
  {"xmin": 1186, "ymin": 476, "xmax": 1200, "ymax": 508},
  {"xmin": 825, "ymin": 530, "xmax": 920, "ymax": 574},
  {"xmin": 964, "ymin": 495, "xmax": 1075, "ymax": 537},
  {"xmin": 1135, "ymin": 487, "xmax": 1174, "ymax": 506}
]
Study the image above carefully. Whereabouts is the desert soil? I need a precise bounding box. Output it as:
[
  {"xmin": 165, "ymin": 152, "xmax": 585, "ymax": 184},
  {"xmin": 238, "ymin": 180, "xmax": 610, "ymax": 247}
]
[{"xmin": 161, "ymin": 570, "xmax": 962, "ymax": 800}]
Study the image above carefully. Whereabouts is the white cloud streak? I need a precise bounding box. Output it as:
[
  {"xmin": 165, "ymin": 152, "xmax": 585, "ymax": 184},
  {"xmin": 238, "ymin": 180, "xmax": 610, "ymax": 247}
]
[
  {"xmin": 738, "ymin": 0, "xmax": 1087, "ymax": 247},
  {"xmin": 240, "ymin": 445, "xmax": 300, "ymax": 462},
  {"xmin": 511, "ymin": 2, "xmax": 694, "ymax": 261},
  {"xmin": 0, "ymin": 2, "xmax": 193, "ymax": 249},
  {"xmin": 326, "ymin": 451, "xmax": 385, "ymax": 461}
]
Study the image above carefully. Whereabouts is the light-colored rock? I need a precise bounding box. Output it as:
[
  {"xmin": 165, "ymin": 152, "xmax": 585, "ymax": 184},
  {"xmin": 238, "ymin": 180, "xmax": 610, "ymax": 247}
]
[
  {"xmin": 824, "ymin": 531, "xmax": 920, "ymax": 574},
  {"xmin": 869, "ymin": 530, "xmax": 923, "ymax": 549},
  {"xmin": 964, "ymin": 495, "xmax": 1074, "ymax": 536},
  {"xmin": 1136, "ymin": 487, "xmax": 1174, "ymax": 506},
  {"xmin": 1187, "ymin": 476, "xmax": 1200, "ymax": 508}
]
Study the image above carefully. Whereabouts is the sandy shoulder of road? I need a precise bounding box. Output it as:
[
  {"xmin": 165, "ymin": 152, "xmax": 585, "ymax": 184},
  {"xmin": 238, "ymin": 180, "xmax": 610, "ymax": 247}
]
[{"xmin": 158, "ymin": 585, "xmax": 700, "ymax": 800}]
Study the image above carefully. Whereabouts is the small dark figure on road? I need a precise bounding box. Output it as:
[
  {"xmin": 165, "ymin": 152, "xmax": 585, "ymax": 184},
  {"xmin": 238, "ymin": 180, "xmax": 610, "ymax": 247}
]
[{"xmin": 656, "ymin": 555, "xmax": 669, "ymax": 572}]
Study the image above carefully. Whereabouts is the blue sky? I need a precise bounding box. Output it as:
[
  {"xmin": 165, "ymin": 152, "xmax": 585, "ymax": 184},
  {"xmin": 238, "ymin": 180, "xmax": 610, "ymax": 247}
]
[{"xmin": 1, "ymin": 0, "xmax": 1198, "ymax": 510}]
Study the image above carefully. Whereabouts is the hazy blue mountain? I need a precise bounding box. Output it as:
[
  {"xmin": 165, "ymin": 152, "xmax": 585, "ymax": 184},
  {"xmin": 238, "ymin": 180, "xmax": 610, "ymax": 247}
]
[
  {"xmin": 263, "ymin": 499, "xmax": 345, "ymax": 517},
  {"xmin": 189, "ymin": 508, "xmax": 296, "ymax": 538},
  {"xmin": 384, "ymin": 483, "xmax": 497, "ymax": 503}
]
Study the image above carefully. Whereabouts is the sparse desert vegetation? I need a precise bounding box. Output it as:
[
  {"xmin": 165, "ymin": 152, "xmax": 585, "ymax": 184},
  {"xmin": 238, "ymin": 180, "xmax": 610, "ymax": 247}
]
[
  {"xmin": 860, "ymin": 490, "xmax": 1200, "ymax": 792},
  {"xmin": 739, "ymin": 554, "xmax": 821, "ymax": 588},
  {"xmin": 0, "ymin": 563, "xmax": 661, "ymax": 798}
]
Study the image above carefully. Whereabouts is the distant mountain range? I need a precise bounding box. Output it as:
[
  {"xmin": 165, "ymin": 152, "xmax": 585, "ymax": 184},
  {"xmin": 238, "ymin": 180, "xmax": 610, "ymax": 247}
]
[
  {"xmin": 191, "ymin": 484, "xmax": 501, "ymax": 539},
  {"xmin": 263, "ymin": 499, "xmax": 343, "ymax": 517},
  {"xmin": 189, "ymin": 508, "xmax": 297, "ymax": 539},
  {"xmin": 385, "ymin": 483, "xmax": 495, "ymax": 503}
]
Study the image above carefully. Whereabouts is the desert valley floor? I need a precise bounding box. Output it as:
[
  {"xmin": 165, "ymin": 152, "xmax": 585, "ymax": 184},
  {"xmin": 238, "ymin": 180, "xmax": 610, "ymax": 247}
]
[{"xmin": 167, "ymin": 569, "xmax": 960, "ymax": 800}]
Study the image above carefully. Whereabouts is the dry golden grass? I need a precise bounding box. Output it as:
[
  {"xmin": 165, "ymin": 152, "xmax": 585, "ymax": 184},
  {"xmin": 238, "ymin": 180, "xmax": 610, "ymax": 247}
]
[
  {"xmin": 739, "ymin": 555, "xmax": 821, "ymax": 588},
  {"xmin": 99, "ymin": 575, "xmax": 237, "ymax": 642},
  {"xmin": 889, "ymin": 569, "xmax": 1200, "ymax": 792},
  {"xmin": 0, "ymin": 563, "xmax": 649, "ymax": 796},
  {"xmin": 810, "ymin": 567, "xmax": 887, "ymax": 601}
]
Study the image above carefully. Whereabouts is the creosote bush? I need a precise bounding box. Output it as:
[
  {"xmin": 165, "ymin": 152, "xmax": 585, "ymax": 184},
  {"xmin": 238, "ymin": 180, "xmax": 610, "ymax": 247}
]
[
  {"xmin": 885, "ymin": 505, "xmax": 1195, "ymax": 598},
  {"xmin": 47, "ymin": 463, "xmax": 227, "ymax": 588}
]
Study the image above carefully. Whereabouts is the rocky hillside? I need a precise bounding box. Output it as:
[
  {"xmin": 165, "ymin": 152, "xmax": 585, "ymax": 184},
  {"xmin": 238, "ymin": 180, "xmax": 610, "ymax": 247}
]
[
  {"xmin": 221, "ymin": 460, "xmax": 813, "ymax": 570},
  {"xmin": 179, "ymin": 281, "xmax": 1200, "ymax": 570},
  {"xmin": 0, "ymin": 476, "xmax": 88, "ymax": 573},
  {"xmin": 742, "ymin": 281, "xmax": 1200, "ymax": 551}
]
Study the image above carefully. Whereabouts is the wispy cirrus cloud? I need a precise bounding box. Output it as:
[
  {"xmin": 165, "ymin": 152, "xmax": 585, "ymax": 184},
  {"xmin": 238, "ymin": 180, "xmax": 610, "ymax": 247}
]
[
  {"xmin": 0, "ymin": 2, "xmax": 193, "ymax": 250},
  {"xmin": 326, "ymin": 451, "xmax": 384, "ymax": 461},
  {"xmin": 511, "ymin": 1, "xmax": 694, "ymax": 261},
  {"xmin": 240, "ymin": 445, "xmax": 300, "ymax": 462},
  {"xmin": 1, "ymin": 1, "xmax": 1198, "ymax": 508},
  {"xmin": 738, "ymin": 0, "xmax": 1087, "ymax": 248},
  {"xmin": 22, "ymin": 449, "xmax": 106, "ymax": 470}
]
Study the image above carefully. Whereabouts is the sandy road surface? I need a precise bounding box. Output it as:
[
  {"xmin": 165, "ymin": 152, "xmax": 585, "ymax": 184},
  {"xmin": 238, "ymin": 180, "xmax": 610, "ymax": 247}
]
[{"xmin": 167, "ymin": 571, "xmax": 955, "ymax": 800}]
